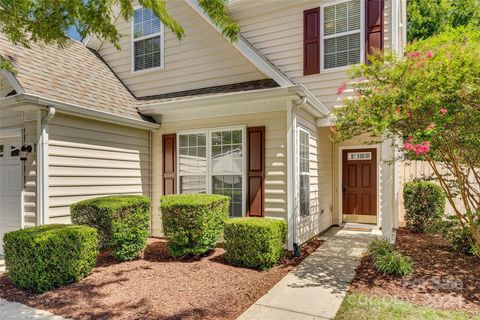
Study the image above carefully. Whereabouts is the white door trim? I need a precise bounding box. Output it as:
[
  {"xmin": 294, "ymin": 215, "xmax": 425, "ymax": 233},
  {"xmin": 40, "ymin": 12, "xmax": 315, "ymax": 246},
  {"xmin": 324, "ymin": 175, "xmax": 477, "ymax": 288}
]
[{"xmin": 338, "ymin": 145, "xmax": 381, "ymax": 228}]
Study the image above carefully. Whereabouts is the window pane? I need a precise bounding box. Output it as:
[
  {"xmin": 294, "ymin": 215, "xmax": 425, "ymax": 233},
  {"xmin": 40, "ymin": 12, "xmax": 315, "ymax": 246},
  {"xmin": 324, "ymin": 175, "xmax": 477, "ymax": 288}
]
[
  {"xmin": 0, "ymin": 145, "xmax": 3, "ymax": 157},
  {"xmin": 134, "ymin": 36, "xmax": 161, "ymax": 71},
  {"xmin": 133, "ymin": 8, "xmax": 161, "ymax": 39},
  {"xmin": 300, "ymin": 175, "xmax": 310, "ymax": 216},
  {"xmin": 180, "ymin": 176, "xmax": 206, "ymax": 194},
  {"xmin": 178, "ymin": 133, "xmax": 207, "ymax": 174},
  {"xmin": 211, "ymin": 129, "xmax": 243, "ymax": 175},
  {"xmin": 212, "ymin": 175, "xmax": 242, "ymax": 217},
  {"xmin": 10, "ymin": 145, "xmax": 19, "ymax": 157},
  {"xmin": 323, "ymin": 33, "xmax": 361, "ymax": 69},
  {"xmin": 299, "ymin": 130, "xmax": 310, "ymax": 216},
  {"xmin": 323, "ymin": 0, "xmax": 361, "ymax": 70}
]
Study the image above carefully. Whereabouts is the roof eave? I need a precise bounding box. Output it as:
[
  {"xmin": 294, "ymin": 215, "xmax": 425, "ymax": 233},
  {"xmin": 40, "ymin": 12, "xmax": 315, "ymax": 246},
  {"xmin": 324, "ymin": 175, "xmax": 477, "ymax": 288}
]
[{"xmin": 1, "ymin": 93, "xmax": 160, "ymax": 130}]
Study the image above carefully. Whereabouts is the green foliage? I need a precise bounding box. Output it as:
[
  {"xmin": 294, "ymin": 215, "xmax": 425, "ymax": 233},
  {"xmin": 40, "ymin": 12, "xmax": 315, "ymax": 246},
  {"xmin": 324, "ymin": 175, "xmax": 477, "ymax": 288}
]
[
  {"xmin": 407, "ymin": 0, "xmax": 480, "ymax": 42},
  {"xmin": 3, "ymin": 224, "xmax": 98, "ymax": 293},
  {"xmin": 160, "ymin": 194, "xmax": 229, "ymax": 258},
  {"xmin": 435, "ymin": 216, "xmax": 479, "ymax": 256},
  {"xmin": 71, "ymin": 195, "xmax": 151, "ymax": 261},
  {"xmin": 403, "ymin": 181, "xmax": 445, "ymax": 233},
  {"xmin": 223, "ymin": 218, "xmax": 287, "ymax": 270},
  {"xmin": 335, "ymin": 27, "xmax": 480, "ymax": 257},
  {"xmin": 368, "ymin": 239, "xmax": 413, "ymax": 277},
  {"xmin": 0, "ymin": 0, "xmax": 239, "ymax": 51}
]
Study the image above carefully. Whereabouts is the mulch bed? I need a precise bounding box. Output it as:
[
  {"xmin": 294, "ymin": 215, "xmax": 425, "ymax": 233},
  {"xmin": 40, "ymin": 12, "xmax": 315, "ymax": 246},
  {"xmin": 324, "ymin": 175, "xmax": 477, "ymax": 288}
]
[
  {"xmin": 0, "ymin": 237, "xmax": 323, "ymax": 320},
  {"xmin": 350, "ymin": 228, "xmax": 480, "ymax": 315}
]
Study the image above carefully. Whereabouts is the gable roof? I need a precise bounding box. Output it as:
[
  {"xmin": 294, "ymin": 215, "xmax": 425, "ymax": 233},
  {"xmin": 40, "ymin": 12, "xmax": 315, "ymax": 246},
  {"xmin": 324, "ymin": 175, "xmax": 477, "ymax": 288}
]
[{"xmin": 0, "ymin": 33, "xmax": 149, "ymax": 123}]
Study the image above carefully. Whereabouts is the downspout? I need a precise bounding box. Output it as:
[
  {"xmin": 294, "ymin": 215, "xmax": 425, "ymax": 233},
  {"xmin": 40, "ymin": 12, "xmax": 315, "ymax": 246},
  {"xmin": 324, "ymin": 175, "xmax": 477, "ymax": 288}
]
[
  {"xmin": 289, "ymin": 97, "xmax": 307, "ymax": 257},
  {"xmin": 37, "ymin": 106, "xmax": 56, "ymax": 226}
]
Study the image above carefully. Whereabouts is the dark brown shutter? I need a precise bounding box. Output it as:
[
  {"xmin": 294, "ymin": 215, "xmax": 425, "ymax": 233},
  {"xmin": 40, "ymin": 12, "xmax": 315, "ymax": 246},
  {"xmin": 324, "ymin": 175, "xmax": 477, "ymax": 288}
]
[
  {"xmin": 162, "ymin": 134, "xmax": 176, "ymax": 195},
  {"xmin": 247, "ymin": 127, "xmax": 265, "ymax": 217},
  {"xmin": 365, "ymin": 0, "xmax": 384, "ymax": 62},
  {"xmin": 303, "ymin": 7, "xmax": 320, "ymax": 75}
]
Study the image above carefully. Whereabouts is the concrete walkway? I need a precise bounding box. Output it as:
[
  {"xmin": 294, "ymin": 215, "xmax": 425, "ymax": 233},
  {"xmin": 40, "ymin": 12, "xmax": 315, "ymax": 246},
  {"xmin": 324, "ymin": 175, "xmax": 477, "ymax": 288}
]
[
  {"xmin": 238, "ymin": 227, "xmax": 378, "ymax": 320},
  {"xmin": 0, "ymin": 299, "xmax": 67, "ymax": 320}
]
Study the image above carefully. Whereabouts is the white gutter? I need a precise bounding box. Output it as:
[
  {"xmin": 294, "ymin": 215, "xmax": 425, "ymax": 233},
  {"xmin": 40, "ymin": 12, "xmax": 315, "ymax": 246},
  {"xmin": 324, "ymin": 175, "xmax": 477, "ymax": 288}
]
[
  {"xmin": 1, "ymin": 93, "xmax": 159, "ymax": 130},
  {"xmin": 183, "ymin": 0, "xmax": 293, "ymax": 87},
  {"xmin": 36, "ymin": 106, "xmax": 55, "ymax": 226}
]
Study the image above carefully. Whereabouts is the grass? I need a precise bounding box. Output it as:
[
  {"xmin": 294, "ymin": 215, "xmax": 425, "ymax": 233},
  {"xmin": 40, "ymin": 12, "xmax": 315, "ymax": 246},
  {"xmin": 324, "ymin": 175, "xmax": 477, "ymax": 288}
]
[{"xmin": 335, "ymin": 293, "xmax": 480, "ymax": 320}]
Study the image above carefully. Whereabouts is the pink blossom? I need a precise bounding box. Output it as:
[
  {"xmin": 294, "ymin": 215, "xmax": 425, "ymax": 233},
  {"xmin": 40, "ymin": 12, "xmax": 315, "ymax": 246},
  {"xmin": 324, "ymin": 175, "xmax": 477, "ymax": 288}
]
[
  {"xmin": 336, "ymin": 80, "xmax": 349, "ymax": 95},
  {"xmin": 440, "ymin": 108, "xmax": 448, "ymax": 115},
  {"xmin": 408, "ymin": 51, "xmax": 421, "ymax": 59},
  {"xmin": 427, "ymin": 51, "xmax": 434, "ymax": 58},
  {"xmin": 425, "ymin": 122, "xmax": 436, "ymax": 131},
  {"xmin": 403, "ymin": 142, "xmax": 415, "ymax": 151},
  {"xmin": 404, "ymin": 140, "xmax": 431, "ymax": 155}
]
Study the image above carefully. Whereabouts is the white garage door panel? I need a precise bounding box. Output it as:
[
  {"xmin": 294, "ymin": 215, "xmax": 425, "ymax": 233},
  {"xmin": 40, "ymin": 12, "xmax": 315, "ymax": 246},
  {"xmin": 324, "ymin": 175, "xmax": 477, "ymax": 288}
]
[{"xmin": 0, "ymin": 135, "xmax": 23, "ymax": 254}]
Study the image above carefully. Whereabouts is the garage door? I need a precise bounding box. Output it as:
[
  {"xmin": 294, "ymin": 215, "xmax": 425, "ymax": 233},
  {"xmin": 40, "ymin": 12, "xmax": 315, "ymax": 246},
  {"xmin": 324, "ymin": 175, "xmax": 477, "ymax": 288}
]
[{"xmin": 0, "ymin": 134, "xmax": 22, "ymax": 254}]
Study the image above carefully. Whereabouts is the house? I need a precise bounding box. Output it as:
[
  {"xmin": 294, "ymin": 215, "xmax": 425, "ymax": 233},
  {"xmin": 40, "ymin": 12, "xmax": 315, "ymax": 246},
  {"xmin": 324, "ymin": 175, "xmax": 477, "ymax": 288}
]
[{"xmin": 0, "ymin": 0, "xmax": 407, "ymax": 253}]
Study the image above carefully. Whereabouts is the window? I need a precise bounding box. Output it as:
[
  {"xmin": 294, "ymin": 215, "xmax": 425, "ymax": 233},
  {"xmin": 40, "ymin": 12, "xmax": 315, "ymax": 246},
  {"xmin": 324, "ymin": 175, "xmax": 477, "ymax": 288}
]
[
  {"xmin": 132, "ymin": 7, "xmax": 163, "ymax": 72},
  {"xmin": 347, "ymin": 152, "xmax": 372, "ymax": 160},
  {"xmin": 10, "ymin": 145, "xmax": 20, "ymax": 157},
  {"xmin": 178, "ymin": 127, "xmax": 245, "ymax": 217},
  {"xmin": 298, "ymin": 128, "xmax": 310, "ymax": 217},
  {"xmin": 322, "ymin": 0, "xmax": 362, "ymax": 70}
]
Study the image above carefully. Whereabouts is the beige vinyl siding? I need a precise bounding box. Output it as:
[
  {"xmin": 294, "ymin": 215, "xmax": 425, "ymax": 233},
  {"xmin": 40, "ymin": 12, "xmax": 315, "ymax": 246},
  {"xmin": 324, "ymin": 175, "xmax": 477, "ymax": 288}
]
[
  {"xmin": 234, "ymin": 0, "xmax": 393, "ymax": 110},
  {"xmin": 0, "ymin": 75, "xmax": 14, "ymax": 97},
  {"xmin": 48, "ymin": 114, "xmax": 150, "ymax": 224},
  {"xmin": 0, "ymin": 107, "xmax": 37, "ymax": 227},
  {"xmin": 296, "ymin": 109, "xmax": 333, "ymax": 244},
  {"xmin": 97, "ymin": 0, "xmax": 265, "ymax": 98},
  {"xmin": 151, "ymin": 110, "xmax": 287, "ymax": 237}
]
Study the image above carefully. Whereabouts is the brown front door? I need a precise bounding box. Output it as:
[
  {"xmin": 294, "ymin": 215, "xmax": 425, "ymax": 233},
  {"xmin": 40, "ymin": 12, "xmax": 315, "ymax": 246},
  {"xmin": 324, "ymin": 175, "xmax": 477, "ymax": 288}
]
[{"xmin": 342, "ymin": 149, "xmax": 377, "ymax": 216}]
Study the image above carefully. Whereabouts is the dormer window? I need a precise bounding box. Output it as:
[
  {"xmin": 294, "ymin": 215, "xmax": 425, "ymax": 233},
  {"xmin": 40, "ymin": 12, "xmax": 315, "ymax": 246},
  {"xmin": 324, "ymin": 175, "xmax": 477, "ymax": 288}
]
[
  {"xmin": 321, "ymin": 0, "xmax": 363, "ymax": 71},
  {"xmin": 132, "ymin": 7, "xmax": 164, "ymax": 72}
]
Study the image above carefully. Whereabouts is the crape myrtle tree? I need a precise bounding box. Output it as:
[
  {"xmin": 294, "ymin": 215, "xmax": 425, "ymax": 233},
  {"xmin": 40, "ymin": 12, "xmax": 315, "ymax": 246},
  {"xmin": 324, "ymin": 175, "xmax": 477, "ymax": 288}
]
[
  {"xmin": 334, "ymin": 28, "xmax": 480, "ymax": 256},
  {"xmin": 0, "ymin": 0, "xmax": 239, "ymax": 70}
]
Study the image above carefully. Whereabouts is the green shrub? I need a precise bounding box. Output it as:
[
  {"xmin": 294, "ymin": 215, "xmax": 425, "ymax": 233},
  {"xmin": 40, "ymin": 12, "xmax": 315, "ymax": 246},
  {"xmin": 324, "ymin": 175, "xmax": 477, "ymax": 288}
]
[
  {"xmin": 368, "ymin": 238, "xmax": 413, "ymax": 276},
  {"xmin": 224, "ymin": 218, "xmax": 287, "ymax": 270},
  {"xmin": 160, "ymin": 194, "xmax": 229, "ymax": 258},
  {"xmin": 435, "ymin": 216, "xmax": 477, "ymax": 255},
  {"xmin": 368, "ymin": 238, "xmax": 394, "ymax": 256},
  {"xmin": 3, "ymin": 224, "xmax": 98, "ymax": 293},
  {"xmin": 71, "ymin": 195, "xmax": 150, "ymax": 261},
  {"xmin": 403, "ymin": 181, "xmax": 445, "ymax": 233}
]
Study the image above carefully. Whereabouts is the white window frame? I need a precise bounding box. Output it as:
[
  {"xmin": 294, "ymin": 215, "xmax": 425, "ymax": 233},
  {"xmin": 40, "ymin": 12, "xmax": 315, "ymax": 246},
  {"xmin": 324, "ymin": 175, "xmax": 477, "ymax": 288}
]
[
  {"xmin": 320, "ymin": 0, "xmax": 365, "ymax": 73},
  {"xmin": 176, "ymin": 126, "xmax": 247, "ymax": 217},
  {"xmin": 131, "ymin": 5, "xmax": 165, "ymax": 74},
  {"xmin": 298, "ymin": 127, "xmax": 311, "ymax": 217}
]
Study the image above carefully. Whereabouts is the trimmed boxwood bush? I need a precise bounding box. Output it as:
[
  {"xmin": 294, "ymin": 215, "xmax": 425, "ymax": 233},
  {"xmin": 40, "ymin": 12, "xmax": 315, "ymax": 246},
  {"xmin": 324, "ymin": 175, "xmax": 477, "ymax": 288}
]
[
  {"xmin": 71, "ymin": 195, "xmax": 151, "ymax": 261},
  {"xmin": 3, "ymin": 224, "xmax": 98, "ymax": 293},
  {"xmin": 224, "ymin": 218, "xmax": 287, "ymax": 270},
  {"xmin": 160, "ymin": 194, "xmax": 229, "ymax": 258},
  {"xmin": 403, "ymin": 181, "xmax": 445, "ymax": 233}
]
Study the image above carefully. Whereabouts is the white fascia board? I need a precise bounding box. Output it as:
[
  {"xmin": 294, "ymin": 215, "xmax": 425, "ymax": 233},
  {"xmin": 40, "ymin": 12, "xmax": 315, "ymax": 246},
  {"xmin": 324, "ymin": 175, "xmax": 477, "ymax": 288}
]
[
  {"xmin": 1, "ymin": 93, "xmax": 160, "ymax": 130},
  {"xmin": 183, "ymin": 0, "xmax": 293, "ymax": 87},
  {"xmin": 139, "ymin": 85, "xmax": 330, "ymax": 122},
  {"xmin": 1, "ymin": 70, "xmax": 24, "ymax": 94}
]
